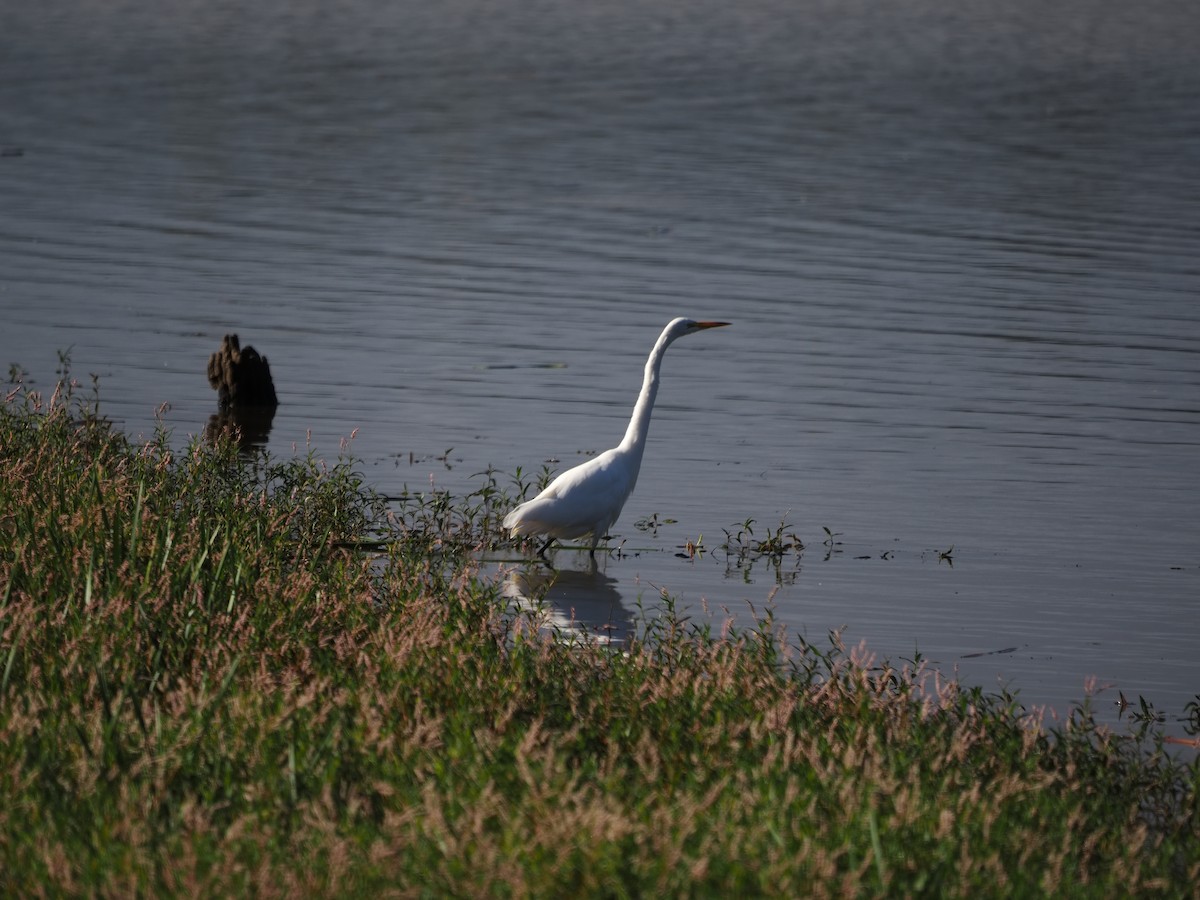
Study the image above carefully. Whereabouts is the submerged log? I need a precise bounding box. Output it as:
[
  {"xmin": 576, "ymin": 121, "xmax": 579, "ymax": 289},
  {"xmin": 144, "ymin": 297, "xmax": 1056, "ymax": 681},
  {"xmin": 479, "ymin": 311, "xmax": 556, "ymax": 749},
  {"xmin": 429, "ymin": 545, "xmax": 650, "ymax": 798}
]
[
  {"xmin": 207, "ymin": 334, "xmax": 278, "ymax": 410},
  {"xmin": 206, "ymin": 334, "xmax": 278, "ymax": 451}
]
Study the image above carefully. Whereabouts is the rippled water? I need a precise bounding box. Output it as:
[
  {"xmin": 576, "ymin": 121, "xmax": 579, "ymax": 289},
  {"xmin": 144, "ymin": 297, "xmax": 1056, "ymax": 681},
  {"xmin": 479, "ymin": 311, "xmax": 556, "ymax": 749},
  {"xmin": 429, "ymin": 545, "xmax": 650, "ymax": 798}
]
[{"xmin": 3, "ymin": 0, "xmax": 1198, "ymax": 731}]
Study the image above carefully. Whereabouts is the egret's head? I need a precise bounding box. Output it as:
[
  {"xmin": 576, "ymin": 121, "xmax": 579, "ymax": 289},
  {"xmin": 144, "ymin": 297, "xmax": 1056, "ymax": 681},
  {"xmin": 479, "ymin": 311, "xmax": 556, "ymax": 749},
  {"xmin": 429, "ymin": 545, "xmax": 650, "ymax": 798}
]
[{"xmin": 664, "ymin": 317, "xmax": 731, "ymax": 344}]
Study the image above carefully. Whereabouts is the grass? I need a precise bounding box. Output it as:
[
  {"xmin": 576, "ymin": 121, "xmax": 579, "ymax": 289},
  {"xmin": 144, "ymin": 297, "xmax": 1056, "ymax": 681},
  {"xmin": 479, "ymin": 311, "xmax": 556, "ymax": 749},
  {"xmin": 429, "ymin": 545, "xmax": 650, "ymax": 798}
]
[{"xmin": 1, "ymin": 375, "xmax": 1197, "ymax": 897}]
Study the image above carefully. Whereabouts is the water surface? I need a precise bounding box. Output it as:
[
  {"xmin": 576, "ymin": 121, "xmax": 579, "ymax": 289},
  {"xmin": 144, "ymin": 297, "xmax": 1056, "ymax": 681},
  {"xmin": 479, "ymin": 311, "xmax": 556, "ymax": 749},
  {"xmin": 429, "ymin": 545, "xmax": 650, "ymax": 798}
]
[{"xmin": 2, "ymin": 0, "xmax": 1198, "ymax": 734}]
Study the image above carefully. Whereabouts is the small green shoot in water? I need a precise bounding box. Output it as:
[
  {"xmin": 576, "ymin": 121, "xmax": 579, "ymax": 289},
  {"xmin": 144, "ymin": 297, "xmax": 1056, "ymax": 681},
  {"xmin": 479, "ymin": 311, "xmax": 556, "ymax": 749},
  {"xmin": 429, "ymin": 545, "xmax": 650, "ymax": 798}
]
[
  {"xmin": 635, "ymin": 512, "xmax": 679, "ymax": 533},
  {"xmin": 676, "ymin": 534, "xmax": 704, "ymax": 559}
]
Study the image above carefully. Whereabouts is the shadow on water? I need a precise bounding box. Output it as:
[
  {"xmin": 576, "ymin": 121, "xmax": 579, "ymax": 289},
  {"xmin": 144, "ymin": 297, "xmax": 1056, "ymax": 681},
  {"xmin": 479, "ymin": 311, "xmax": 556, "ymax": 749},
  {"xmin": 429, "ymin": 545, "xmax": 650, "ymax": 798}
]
[
  {"xmin": 503, "ymin": 559, "xmax": 634, "ymax": 647},
  {"xmin": 204, "ymin": 405, "xmax": 277, "ymax": 453}
]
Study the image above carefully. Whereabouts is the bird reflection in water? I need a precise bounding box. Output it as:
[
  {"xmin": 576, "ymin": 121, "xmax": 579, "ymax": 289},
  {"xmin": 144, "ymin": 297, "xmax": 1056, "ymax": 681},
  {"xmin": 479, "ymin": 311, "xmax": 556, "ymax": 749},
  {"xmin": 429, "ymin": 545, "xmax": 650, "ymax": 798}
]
[{"xmin": 503, "ymin": 561, "xmax": 634, "ymax": 647}]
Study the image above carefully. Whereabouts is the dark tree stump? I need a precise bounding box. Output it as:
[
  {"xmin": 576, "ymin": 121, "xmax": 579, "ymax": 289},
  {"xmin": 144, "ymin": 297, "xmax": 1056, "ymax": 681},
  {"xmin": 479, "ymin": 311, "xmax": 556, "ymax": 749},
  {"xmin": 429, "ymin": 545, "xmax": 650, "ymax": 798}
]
[{"xmin": 207, "ymin": 334, "xmax": 278, "ymax": 410}]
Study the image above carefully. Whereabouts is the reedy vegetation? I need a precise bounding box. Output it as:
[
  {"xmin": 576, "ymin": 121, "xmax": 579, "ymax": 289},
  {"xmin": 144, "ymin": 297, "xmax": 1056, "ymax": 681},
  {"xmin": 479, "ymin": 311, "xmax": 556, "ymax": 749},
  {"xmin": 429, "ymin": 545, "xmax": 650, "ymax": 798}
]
[{"xmin": 0, "ymin": 377, "xmax": 1197, "ymax": 897}]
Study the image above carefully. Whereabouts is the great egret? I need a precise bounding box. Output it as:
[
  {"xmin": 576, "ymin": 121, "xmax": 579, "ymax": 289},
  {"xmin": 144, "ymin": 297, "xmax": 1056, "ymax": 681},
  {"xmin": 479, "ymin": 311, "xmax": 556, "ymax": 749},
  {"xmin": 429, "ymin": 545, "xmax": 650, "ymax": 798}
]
[{"xmin": 504, "ymin": 317, "xmax": 730, "ymax": 560}]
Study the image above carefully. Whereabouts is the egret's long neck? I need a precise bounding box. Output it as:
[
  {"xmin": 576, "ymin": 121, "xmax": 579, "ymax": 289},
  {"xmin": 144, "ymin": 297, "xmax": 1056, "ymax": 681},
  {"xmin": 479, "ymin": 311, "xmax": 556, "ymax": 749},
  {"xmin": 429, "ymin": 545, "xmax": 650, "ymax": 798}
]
[{"xmin": 619, "ymin": 332, "xmax": 671, "ymax": 454}]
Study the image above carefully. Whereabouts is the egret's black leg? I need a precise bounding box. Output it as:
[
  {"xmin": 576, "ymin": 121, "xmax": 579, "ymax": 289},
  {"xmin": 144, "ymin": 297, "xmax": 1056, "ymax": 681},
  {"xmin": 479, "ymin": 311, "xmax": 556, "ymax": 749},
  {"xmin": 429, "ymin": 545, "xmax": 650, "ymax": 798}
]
[
  {"xmin": 537, "ymin": 537, "xmax": 556, "ymax": 561},
  {"xmin": 589, "ymin": 533, "xmax": 608, "ymax": 562}
]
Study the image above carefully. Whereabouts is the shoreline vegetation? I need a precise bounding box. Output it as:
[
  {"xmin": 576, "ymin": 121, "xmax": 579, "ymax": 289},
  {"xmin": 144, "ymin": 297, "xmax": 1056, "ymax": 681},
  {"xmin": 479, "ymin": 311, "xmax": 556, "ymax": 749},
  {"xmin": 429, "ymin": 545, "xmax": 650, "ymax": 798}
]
[{"xmin": 2, "ymin": 375, "xmax": 1197, "ymax": 896}]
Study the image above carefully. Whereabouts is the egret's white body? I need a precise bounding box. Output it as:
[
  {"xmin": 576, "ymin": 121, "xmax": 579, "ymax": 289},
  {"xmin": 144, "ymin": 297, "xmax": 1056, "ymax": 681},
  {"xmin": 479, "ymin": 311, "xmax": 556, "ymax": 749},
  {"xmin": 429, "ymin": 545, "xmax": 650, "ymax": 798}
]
[{"xmin": 504, "ymin": 317, "xmax": 729, "ymax": 558}]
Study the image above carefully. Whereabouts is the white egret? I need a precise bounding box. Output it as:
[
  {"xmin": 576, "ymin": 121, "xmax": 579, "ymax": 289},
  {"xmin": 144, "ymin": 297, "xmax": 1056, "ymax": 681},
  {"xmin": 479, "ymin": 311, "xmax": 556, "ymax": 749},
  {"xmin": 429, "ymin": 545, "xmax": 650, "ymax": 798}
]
[{"xmin": 504, "ymin": 317, "xmax": 730, "ymax": 560}]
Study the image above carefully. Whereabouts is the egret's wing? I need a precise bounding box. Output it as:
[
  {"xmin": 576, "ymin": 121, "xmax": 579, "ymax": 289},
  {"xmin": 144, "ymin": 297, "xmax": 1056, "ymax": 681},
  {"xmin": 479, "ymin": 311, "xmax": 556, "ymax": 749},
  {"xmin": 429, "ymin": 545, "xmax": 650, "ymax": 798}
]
[{"xmin": 504, "ymin": 449, "xmax": 636, "ymax": 539}]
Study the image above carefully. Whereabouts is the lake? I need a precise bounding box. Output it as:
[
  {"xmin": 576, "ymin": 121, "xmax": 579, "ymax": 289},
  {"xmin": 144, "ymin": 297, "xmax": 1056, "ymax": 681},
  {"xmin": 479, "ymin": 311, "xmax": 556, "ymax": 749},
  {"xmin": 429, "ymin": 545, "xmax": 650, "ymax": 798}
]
[{"xmin": 2, "ymin": 0, "xmax": 1198, "ymax": 736}]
